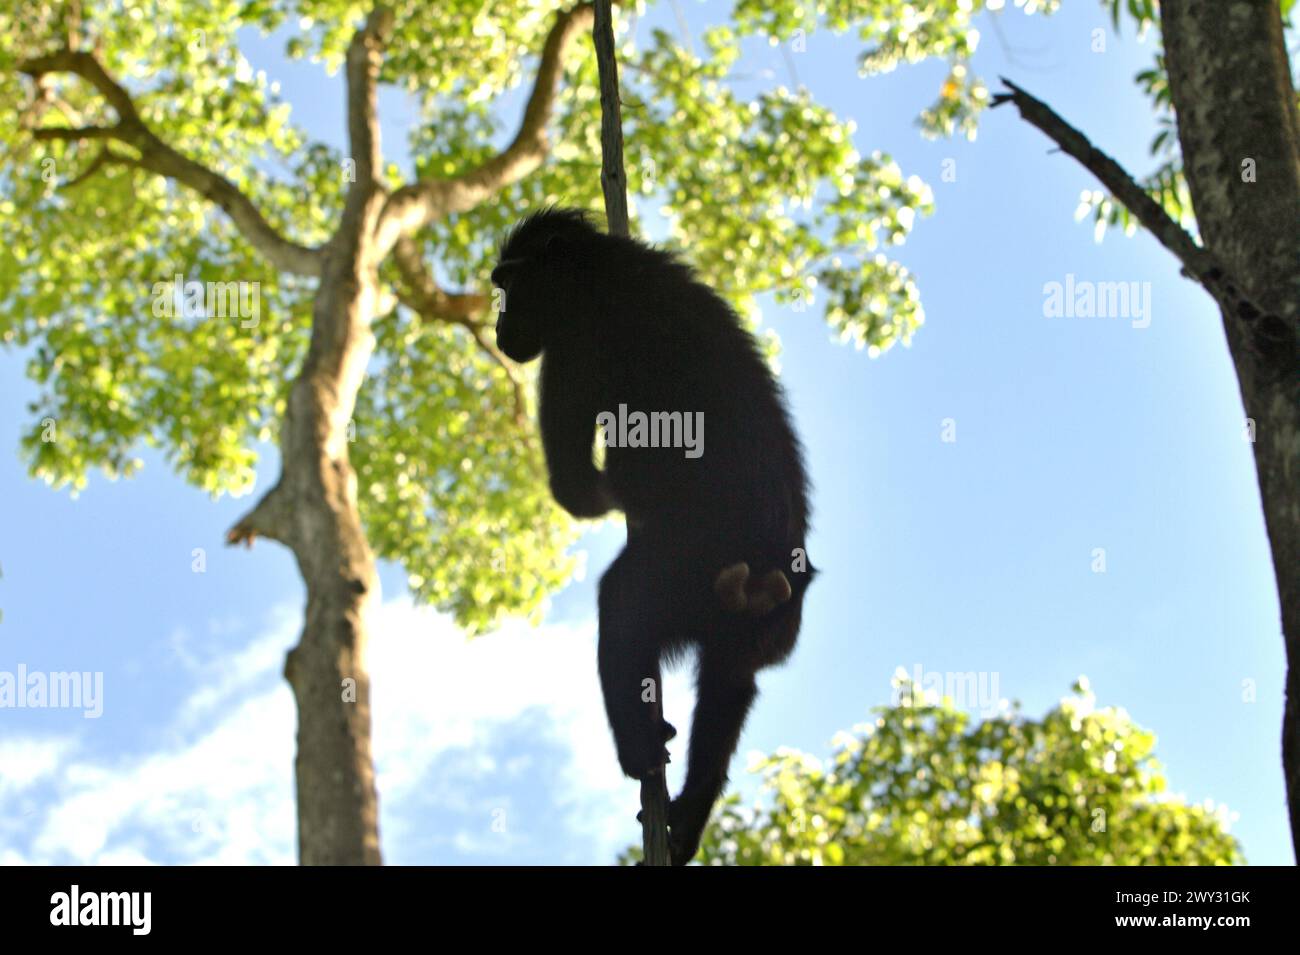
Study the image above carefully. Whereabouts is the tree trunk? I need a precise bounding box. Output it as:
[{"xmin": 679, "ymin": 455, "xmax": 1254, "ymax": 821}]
[
  {"xmin": 221, "ymin": 11, "xmax": 395, "ymax": 865},
  {"xmin": 222, "ymin": 165, "xmax": 390, "ymax": 865},
  {"xmin": 215, "ymin": 4, "xmax": 593, "ymax": 865},
  {"xmin": 275, "ymin": 211, "xmax": 385, "ymax": 864},
  {"xmin": 1161, "ymin": 0, "xmax": 1300, "ymax": 859}
]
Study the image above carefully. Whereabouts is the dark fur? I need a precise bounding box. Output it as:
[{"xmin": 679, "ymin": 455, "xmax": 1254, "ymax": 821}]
[{"xmin": 492, "ymin": 208, "xmax": 815, "ymax": 863}]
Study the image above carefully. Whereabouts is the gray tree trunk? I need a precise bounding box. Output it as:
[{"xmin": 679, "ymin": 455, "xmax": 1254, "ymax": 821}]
[
  {"xmin": 227, "ymin": 14, "xmax": 393, "ymax": 865},
  {"xmin": 1161, "ymin": 0, "xmax": 1300, "ymax": 859},
  {"xmin": 278, "ymin": 234, "xmax": 384, "ymax": 866}
]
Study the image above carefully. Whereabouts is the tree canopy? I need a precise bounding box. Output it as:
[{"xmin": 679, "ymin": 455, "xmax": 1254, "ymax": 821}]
[
  {"xmin": 0, "ymin": 0, "xmax": 1079, "ymax": 631},
  {"xmin": 625, "ymin": 678, "xmax": 1243, "ymax": 865}
]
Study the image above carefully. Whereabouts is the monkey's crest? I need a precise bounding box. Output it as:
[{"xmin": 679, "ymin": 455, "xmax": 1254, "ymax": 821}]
[{"xmin": 498, "ymin": 206, "xmax": 601, "ymax": 261}]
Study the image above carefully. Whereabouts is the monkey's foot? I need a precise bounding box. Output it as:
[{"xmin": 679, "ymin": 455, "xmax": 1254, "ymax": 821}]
[
  {"xmin": 666, "ymin": 794, "xmax": 710, "ymax": 865},
  {"xmin": 714, "ymin": 562, "xmax": 751, "ymax": 613},
  {"xmin": 714, "ymin": 562, "xmax": 793, "ymax": 616}
]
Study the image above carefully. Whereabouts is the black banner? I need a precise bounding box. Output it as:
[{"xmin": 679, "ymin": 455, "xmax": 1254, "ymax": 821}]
[{"xmin": 0, "ymin": 864, "xmax": 1286, "ymax": 939}]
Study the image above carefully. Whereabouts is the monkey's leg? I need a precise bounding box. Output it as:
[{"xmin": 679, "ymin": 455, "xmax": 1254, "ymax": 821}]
[
  {"xmin": 598, "ymin": 551, "xmax": 676, "ymax": 780},
  {"xmin": 670, "ymin": 650, "xmax": 758, "ymax": 864}
]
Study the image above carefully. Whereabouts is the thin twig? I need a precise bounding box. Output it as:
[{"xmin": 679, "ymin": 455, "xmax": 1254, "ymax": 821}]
[{"xmin": 992, "ymin": 77, "xmax": 1212, "ymax": 279}]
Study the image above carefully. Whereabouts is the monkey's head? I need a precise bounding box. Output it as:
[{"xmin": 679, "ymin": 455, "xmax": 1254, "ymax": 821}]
[{"xmin": 491, "ymin": 208, "xmax": 599, "ymax": 362}]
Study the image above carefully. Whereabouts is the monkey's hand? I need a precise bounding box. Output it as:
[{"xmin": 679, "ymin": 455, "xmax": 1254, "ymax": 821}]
[{"xmin": 714, "ymin": 563, "xmax": 793, "ymax": 616}]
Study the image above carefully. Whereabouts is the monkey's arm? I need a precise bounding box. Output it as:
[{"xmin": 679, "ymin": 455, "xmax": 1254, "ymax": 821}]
[{"xmin": 539, "ymin": 356, "xmax": 612, "ymax": 519}]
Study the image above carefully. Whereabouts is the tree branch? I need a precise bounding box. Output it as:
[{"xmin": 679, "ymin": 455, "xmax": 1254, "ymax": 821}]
[
  {"xmin": 61, "ymin": 143, "xmax": 137, "ymax": 188},
  {"xmin": 374, "ymin": 3, "xmax": 595, "ymax": 254},
  {"xmin": 992, "ymin": 78, "xmax": 1291, "ymax": 379},
  {"xmin": 391, "ymin": 237, "xmax": 527, "ymax": 424},
  {"xmin": 992, "ymin": 78, "xmax": 1214, "ymax": 280},
  {"xmin": 19, "ymin": 49, "xmax": 323, "ymax": 277},
  {"xmin": 391, "ymin": 237, "xmax": 491, "ymax": 321},
  {"xmin": 226, "ymin": 483, "xmax": 293, "ymax": 548},
  {"xmin": 343, "ymin": 7, "xmax": 394, "ymax": 201},
  {"xmin": 19, "ymin": 49, "xmax": 138, "ymax": 121},
  {"xmin": 594, "ymin": 0, "xmax": 629, "ymax": 237}
]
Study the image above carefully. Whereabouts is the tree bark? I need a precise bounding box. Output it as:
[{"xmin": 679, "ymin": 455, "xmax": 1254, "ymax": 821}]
[
  {"xmin": 279, "ymin": 234, "xmax": 384, "ymax": 866},
  {"xmin": 231, "ymin": 187, "xmax": 386, "ymax": 868},
  {"xmin": 1160, "ymin": 0, "xmax": 1300, "ymax": 858},
  {"xmin": 228, "ymin": 8, "xmax": 393, "ymax": 865},
  {"xmin": 219, "ymin": 3, "xmax": 595, "ymax": 864},
  {"xmin": 278, "ymin": 10, "xmax": 391, "ymax": 866}
]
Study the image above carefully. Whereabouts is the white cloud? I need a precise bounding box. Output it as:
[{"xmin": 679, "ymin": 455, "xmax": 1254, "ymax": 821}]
[
  {"xmin": 30, "ymin": 686, "xmax": 296, "ymax": 865},
  {"xmin": 0, "ymin": 597, "xmax": 699, "ymax": 864},
  {"xmin": 0, "ymin": 736, "xmax": 73, "ymax": 796},
  {"xmin": 366, "ymin": 597, "xmax": 695, "ymax": 862}
]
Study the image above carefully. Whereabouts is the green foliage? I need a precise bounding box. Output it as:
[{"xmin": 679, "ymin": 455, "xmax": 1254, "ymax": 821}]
[
  {"xmin": 730, "ymin": 0, "xmax": 1060, "ymax": 140},
  {"xmin": 624, "ymin": 27, "xmax": 933, "ymax": 350},
  {"xmin": 0, "ymin": 0, "xmax": 982, "ymax": 628},
  {"xmin": 625, "ymin": 678, "xmax": 1243, "ymax": 865},
  {"xmin": 1, "ymin": 1, "xmax": 317, "ymax": 495},
  {"xmin": 8, "ymin": 0, "xmax": 1246, "ymax": 627},
  {"xmin": 1101, "ymin": 0, "xmax": 1158, "ymax": 34},
  {"xmin": 353, "ymin": 308, "xmax": 576, "ymax": 634}
]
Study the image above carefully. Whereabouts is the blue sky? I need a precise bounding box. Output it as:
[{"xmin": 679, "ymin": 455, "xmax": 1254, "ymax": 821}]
[{"xmin": 0, "ymin": 1, "xmax": 1290, "ymax": 865}]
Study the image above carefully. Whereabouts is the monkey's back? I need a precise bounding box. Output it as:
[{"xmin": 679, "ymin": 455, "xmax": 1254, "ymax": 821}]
[{"xmin": 593, "ymin": 249, "xmax": 811, "ymax": 571}]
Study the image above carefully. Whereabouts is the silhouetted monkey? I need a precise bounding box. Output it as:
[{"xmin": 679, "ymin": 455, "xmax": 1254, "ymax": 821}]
[{"xmin": 492, "ymin": 209, "xmax": 815, "ymax": 863}]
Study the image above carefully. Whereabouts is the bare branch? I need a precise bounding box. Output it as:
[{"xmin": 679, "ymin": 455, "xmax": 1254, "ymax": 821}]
[
  {"xmin": 226, "ymin": 483, "xmax": 293, "ymax": 547},
  {"xmin": 594, "ymin": 0, "xmax": 630, "ymax": 237},
  {"xmin": 993, "ymin": 77, "xmax": 1293, "ymax": 383},
  {"xmin": 328, "ymin": 6, "xmax": 396, "ymax": 259},
  {"xmin": 592, "ymin": 0, "xmax": 670, "ymax": 866},
  {"xmin": 374, "ymin": 3, "xmax": 595, "ymax": 253},
  {"xmin": 20, "ymin": 49, "xmax": 323, "ymax": 277},
  {"xmin": 391, "ymin": 236, "xmax": 491, "ymax": 321},
  {"xmin": 19, "ymin": 49, "xmax": 139, "ymax": 122},
  {"xmin": 62, "ymin": 145, "xmax": 112, "ymax": 187},
  {"xmin": 992, "ymin": 78, "xmax": 1214, "ymax": 280},
  {"xmin": 638, "ymin": 768, "xmax": 672, "ymax": 867}
]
